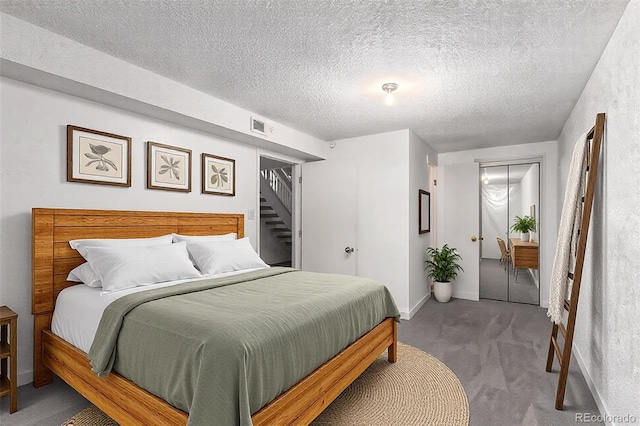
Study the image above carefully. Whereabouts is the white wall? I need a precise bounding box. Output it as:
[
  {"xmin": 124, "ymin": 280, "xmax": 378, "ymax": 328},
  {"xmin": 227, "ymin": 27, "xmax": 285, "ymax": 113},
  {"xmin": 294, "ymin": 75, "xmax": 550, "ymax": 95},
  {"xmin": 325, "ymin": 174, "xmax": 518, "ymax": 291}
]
[
  {"xmin": 555, "ymin": 0, "xmax": 640, "ymax": 421},
  {"xmin": 0, "ymin": 77, "xmax": 272, "ymax": 385},
  {"xmin": 438, "ymin": 140, "xmax": 558, "ymax": 306},
  {"xmin": 519, "ymin": 164, "xmax": 540, "ymax": 283},
  {"xmin": 408, "ymin": 130, "xmax": 437, "ymax": 316},
  {"xmin": 520, "ymin": 164, "xmax": 540, "ymax": 242}
]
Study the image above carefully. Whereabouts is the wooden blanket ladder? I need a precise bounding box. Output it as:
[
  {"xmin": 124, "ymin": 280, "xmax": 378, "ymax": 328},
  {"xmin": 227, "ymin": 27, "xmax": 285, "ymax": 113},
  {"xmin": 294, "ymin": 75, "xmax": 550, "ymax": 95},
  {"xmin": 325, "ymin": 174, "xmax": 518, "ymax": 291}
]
[{"xmin": 545, "ymin": 112, "xmax": 605, "ymax": 410}]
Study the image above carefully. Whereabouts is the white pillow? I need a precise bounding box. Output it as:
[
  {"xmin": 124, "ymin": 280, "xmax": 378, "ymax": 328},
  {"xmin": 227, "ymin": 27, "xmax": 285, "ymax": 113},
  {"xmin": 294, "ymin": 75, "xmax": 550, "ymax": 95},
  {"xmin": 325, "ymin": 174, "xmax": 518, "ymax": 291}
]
[
  {"xmin": 84, "ymin": 241, "xmax": 201, "ymax": 293},
  {"xmin": 67, "ymin": 262, "xmax": 102, "ymax": 288},
  {"xmin": 172, "ymin": 233, "xmax": 237, "ymax": 243},
  {"xmin": 70, "ymin": 235, "xmax": 173, "ymax": 261},
  {"xmin": 186, "ymin": 237, "xmax": 268, "ymax": 275}
]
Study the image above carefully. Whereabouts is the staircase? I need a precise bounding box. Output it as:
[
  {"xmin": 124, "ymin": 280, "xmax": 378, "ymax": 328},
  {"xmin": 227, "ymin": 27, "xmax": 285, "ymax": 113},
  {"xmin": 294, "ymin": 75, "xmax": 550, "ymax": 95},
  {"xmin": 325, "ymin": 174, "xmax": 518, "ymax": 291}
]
[{"xmin": 260, "ymin": 168, "xmax": 293, "ymax": 253}]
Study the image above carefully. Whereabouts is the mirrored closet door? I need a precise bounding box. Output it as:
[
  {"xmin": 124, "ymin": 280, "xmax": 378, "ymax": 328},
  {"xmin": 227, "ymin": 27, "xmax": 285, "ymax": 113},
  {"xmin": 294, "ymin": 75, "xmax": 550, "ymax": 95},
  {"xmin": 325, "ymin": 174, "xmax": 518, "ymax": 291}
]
[{"xmin": 479, "ymin": 162, "xmax": 540, "ymax": 305}]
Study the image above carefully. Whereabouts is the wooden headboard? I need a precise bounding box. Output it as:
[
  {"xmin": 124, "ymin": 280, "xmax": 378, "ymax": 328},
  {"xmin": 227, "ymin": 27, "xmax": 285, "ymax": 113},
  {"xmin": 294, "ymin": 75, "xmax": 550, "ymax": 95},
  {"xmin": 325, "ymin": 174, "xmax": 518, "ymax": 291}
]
[{"xmin": 31, "ymin": 208, "xmax": 244, "ymax": 386}]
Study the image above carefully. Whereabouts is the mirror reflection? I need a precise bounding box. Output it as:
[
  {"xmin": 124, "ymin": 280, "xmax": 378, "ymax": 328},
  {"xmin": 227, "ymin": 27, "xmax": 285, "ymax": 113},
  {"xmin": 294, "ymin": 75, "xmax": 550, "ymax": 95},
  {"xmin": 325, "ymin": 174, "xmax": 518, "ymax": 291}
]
[{"xmin": 480, "ymin": 163, "xmax": 540, "ymax": 305}]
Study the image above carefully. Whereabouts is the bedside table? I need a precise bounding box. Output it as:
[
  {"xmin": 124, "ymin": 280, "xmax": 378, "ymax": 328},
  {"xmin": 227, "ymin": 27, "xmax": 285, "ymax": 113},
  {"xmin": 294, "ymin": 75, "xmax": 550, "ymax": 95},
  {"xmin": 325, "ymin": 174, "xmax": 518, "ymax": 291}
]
[{"xmin": 0, "ymin": 306, "xmax": 17, "ymax": 413}]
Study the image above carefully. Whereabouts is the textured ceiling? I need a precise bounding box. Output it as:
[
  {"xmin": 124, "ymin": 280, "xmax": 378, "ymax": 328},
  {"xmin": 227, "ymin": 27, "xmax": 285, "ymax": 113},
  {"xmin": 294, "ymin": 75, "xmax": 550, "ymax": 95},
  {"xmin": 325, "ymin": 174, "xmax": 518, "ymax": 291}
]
[{"xmin": 0, "ymin": 0, "xmax": 630, "ymax": 152}]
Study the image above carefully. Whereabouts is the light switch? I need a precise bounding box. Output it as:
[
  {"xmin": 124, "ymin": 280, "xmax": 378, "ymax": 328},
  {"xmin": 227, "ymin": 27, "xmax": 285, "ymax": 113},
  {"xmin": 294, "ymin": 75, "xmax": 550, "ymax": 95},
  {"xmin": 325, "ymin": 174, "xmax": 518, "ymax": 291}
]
[{"xmin": 248, "ymin": 209, "xmax": 255, "ymax": 220}]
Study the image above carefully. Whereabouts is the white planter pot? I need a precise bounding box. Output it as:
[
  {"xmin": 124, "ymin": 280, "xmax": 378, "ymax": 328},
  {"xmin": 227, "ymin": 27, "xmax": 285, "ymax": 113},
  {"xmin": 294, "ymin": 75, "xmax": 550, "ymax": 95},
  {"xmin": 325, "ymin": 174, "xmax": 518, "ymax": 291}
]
[
  {"xmin": 521, "ymin": 232, "xmax": 530, "ymax": 242},
  {"xmin": 433, "ymin": 281, "xmax": 452, "ymax": 303}
]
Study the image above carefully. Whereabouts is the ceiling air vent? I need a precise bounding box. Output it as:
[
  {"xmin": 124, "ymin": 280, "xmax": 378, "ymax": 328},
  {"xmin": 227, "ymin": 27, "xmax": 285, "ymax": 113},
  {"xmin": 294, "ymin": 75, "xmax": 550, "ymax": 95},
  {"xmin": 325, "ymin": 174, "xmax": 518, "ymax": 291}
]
[{"xmin": 251, "ymin": 117, "xmax": 266, "ymax": 136}]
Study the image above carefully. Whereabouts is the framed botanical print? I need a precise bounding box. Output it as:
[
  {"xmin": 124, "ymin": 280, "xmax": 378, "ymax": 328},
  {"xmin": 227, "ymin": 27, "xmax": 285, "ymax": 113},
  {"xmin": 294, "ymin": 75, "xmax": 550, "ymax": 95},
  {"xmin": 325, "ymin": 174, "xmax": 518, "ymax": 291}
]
[
  {"xmin": 202, "ymin": 153, "xmax": 236, "ymax": 196},
  {"xmin": 67, "ymin": 125, "xmax": 131, "ymax": 187},
  {"xmin": 147, "ymin": 142, "xmax": 192, "ymax": 192}
]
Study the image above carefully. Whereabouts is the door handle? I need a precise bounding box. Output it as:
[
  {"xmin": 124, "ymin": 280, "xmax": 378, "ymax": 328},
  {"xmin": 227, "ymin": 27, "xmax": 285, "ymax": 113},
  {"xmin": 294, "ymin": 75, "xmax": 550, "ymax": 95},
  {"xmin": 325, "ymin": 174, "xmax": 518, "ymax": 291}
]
[
  {"xmin": 471, "ymin": 236, "xmax": 478, "ymax": 242},
  {"xmin": 345, "ymin": 247, "xmax": 355, "ymax": 253}
]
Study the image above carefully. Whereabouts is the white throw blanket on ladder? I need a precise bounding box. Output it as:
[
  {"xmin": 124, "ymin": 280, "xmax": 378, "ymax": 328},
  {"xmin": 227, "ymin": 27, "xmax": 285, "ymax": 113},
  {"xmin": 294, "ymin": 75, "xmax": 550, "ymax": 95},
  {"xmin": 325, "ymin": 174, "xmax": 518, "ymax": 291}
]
[{"xmin": 548, "ymin": 132, "xmax": 588, "ymax": 324}]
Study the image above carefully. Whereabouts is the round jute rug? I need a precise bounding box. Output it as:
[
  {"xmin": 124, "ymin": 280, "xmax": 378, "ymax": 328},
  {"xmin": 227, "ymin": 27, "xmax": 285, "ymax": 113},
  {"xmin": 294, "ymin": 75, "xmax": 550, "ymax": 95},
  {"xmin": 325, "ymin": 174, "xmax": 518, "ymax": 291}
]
[
  {"xmin": 311, "ymin": 342, "xmax": 469, "ymax": 425},
  {"xmin": 63, "ymin": 343, "xmax": 469, "ymax": 426}
]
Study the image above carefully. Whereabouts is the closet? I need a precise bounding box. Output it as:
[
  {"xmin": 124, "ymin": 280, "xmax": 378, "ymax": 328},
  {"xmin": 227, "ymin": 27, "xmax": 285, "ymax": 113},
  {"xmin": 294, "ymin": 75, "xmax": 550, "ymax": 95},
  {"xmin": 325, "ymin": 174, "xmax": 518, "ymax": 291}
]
[{"xmin": 479, "ymin": 162, "xmax": 540, "ymax": 305}]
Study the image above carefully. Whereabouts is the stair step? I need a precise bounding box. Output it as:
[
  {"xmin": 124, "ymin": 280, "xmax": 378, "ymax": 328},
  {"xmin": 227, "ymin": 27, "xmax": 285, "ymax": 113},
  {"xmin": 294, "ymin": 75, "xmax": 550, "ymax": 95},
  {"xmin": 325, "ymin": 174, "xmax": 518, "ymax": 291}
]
[
  {"xmin": 271, "ymin": 229, "xmax": 291, "ymax": 234},
  {"xmin": 260, "ymin": 206, "xmax": 272, "ymax": 210},
  {"xmin": 260, "ymin": 198, "xmax": 266, "ymax": 202},
  {"xmin": 265, "ymin": 221, "xmax": 284, "ymax": 226},
  {"xmin": 276, "ymin": 234, "xmax": 292, "ymax": 238},
  {"xmin": 260, "ymin": 214, "xmax": 279, "ymax": 218}
]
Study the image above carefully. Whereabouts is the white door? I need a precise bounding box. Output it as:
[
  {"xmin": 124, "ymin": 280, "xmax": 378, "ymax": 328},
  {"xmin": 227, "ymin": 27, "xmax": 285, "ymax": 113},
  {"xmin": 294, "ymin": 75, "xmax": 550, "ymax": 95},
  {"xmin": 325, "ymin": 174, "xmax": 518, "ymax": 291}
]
[
  {"xmin": 301, "ymin": 148, "xmax": 357, "ymax": 275},
  {"xmin": 440, "ymin": 163, "xmax": 480, "ymax": 300}
]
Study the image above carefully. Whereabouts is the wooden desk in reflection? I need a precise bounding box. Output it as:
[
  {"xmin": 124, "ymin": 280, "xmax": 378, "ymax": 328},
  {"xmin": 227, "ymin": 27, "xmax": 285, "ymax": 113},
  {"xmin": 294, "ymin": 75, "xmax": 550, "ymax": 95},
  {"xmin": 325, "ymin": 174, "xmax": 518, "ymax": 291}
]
[{"xmin": 509, "ymin": 238, "xmax": 539, "ymax": 270}]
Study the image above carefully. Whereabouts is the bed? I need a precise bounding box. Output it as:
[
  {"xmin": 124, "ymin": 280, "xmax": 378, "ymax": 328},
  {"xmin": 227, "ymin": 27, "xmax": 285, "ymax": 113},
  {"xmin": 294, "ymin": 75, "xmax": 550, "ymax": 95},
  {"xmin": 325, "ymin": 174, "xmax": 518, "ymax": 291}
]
[{"xmin": 32, "ymin": 208, "xmax": 399, "ymax": 425}]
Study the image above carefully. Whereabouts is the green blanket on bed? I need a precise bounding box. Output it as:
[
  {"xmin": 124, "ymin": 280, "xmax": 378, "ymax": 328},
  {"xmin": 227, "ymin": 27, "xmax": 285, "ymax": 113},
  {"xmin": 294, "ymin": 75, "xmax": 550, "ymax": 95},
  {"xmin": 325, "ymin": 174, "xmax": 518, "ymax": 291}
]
[{"xmin": 88, "ymin": 268, "xmax": 399, "ymax": 426}]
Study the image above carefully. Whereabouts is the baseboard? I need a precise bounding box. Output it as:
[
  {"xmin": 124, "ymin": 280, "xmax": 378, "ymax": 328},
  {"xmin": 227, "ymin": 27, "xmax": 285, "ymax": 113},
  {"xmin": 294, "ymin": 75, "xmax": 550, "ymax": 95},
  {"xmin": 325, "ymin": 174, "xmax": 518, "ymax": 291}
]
[
  {"xmin": 452, "ymin": 290, "xmax": 479, "ymax": 301},
  {"xmin": 573, "ymin": 344, "xmax": 611, "ymax": 425},
  {"xmin": 18, "ymin": 369, "xmax": 33, "ymax": 387},
  {"xmin": 400, "ymin": 293, "xmax": 430, "ymax": 320}
]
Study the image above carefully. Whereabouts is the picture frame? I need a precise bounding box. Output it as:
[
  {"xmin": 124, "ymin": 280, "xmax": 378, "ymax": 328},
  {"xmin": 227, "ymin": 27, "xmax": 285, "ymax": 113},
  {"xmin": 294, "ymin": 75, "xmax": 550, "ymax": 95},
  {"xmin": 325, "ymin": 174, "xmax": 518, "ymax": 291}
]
[
  {"xmin": 419, "ymin": 189, "xmax": 430, "ymax": 234},
  {"xmin": 202, "ymin": 153, "xmax": 236, "ymax": 196},
  {"xmin": 67, "ymin": 125, "xmax": 131, "ymax": 187},
  {"xmin": 147, "ymin": 142, "xmax": 192, "ymax": 192}
]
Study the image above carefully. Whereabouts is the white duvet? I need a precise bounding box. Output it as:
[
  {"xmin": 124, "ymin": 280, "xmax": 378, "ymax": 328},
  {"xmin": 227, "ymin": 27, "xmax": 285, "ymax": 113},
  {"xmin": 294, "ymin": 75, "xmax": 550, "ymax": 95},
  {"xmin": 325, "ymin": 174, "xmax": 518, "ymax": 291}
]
[{"xmin": 51, "ymin": 268, "xmax": 268, "ymax": 353}]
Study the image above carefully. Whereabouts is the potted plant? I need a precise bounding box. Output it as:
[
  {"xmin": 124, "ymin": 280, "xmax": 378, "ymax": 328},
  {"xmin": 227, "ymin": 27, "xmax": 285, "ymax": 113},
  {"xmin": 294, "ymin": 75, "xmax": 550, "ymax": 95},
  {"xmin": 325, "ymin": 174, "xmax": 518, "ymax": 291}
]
[
  {"xmin": 425, "ymin": 244, "xmax": 463, "ymax": 303},
  {"xmin": 511, "ymin": 215, "xmax": 536, "ymax": 242}
]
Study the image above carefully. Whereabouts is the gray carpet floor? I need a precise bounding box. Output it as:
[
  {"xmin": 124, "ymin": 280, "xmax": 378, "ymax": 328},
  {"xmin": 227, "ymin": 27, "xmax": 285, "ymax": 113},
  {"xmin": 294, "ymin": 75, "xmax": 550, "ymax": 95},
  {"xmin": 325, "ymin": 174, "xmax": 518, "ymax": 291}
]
[
  {"xmin": 480, "ymin": 258, "xmax": 540, "ymax": 305},
  {"xmin": 399, "ymin": 298, "xmax": 602, "ymax": 425},
  {"xmin": 0, "ymin": 298, "xmax": 601, "ymax": 425}
]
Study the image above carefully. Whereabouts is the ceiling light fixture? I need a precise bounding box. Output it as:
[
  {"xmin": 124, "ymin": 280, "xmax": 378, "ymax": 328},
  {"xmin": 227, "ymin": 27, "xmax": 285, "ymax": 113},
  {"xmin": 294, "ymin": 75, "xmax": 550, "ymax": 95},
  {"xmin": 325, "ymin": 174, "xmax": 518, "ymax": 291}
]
[{"xmin": 382, "ymin": 83, "xmax": 398, "ymax": 106}]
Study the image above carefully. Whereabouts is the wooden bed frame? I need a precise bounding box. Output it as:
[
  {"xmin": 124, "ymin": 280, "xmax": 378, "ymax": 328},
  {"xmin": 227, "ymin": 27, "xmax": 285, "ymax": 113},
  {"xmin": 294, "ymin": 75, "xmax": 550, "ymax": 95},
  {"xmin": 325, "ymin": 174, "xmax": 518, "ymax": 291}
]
[{"xmin": 32, "ymin": 208, "xmax": 397, "ymax": 425}]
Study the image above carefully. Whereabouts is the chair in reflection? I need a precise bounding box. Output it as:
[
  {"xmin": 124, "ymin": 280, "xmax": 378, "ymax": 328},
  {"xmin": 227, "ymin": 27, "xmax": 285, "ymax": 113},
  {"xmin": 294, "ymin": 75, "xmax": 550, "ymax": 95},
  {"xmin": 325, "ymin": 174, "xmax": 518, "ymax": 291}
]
[{"xmin": 497, "ymin": 237, "xmax": 511, "ymax": 271}]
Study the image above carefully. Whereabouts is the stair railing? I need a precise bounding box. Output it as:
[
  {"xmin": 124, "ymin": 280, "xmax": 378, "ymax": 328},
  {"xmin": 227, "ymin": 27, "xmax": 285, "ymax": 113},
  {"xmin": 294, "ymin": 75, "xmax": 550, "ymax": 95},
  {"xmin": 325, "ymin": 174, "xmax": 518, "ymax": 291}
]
[
  {"xmin": 275, "ymin": 168, "xmax": 292, "ymax": 188},
  {"xmin": 261, "ymin": 169, "xmax": 292, "ymax": 213}
]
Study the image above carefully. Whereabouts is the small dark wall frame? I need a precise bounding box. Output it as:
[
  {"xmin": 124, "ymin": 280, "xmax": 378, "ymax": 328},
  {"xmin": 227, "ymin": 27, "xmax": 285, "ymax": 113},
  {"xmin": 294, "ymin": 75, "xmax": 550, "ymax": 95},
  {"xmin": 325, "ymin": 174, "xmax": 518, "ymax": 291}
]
[
  {"xmin": 419, "ymin": 189, "xmax": 430, "ymax": 234},
  {"xmin": 67, "ymin": 125, "xmax": 131, "ymax": 187}
]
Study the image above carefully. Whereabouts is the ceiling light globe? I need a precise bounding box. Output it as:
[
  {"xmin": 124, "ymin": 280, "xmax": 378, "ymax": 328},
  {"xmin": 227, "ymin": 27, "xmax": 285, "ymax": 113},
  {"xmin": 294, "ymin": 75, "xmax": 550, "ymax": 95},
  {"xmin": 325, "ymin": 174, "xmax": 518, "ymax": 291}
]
[
  {"xmin": 385, "ymin": 92, "xmax": 395, "ymax": 106},
  {"xmin": 382, "ymin": 82, "xmax": 398, "ymax": 106}
]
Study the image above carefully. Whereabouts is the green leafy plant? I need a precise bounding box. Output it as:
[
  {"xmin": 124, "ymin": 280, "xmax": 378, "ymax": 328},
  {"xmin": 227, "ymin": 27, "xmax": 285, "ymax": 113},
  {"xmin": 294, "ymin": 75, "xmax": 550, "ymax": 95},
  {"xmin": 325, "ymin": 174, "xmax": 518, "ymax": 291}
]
[
  {"xmin": 424, "ymin": 244, "xmax": 463, "ymax": 282},
  {"xmin": 510, "ymin": 215, "xmax": 536, "ymax": 233},
  {"xmin": 210, "ymin": 164, "xmax": 228, "ymax": 187}
]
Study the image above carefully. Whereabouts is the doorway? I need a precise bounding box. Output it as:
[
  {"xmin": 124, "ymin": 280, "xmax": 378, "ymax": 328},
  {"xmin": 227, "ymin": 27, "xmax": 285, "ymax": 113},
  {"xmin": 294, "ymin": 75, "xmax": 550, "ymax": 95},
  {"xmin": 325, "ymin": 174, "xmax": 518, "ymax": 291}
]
[
  {"xmin": 479, "ymin": 162, "xmax": 540, "ymax": 305},
  {"xmin": 259, "ymin": 156, "xmax": 295, "ymax": 267}
]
